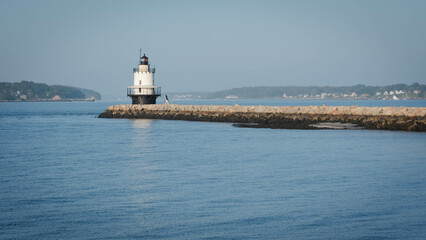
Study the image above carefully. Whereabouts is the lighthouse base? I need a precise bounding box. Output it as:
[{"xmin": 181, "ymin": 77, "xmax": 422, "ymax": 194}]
[{"xmin": 130, "ymin": 95, "xmax": 159, "ymax": 104}]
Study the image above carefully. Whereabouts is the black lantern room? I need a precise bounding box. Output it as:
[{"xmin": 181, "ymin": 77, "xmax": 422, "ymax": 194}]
[{"xmin": 140, "ymin": 54, "xmax": 148, "ymax": 65}]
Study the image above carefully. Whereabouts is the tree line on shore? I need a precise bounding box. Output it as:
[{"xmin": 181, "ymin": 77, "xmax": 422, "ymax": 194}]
[
  {"xmin": 205, "ymin": 83, "xmax": 425, "ymax": 99},
  {"xmin": 174, "ymin": 83, "xmax": 424, "ymax": 100},
  {"xmin": 0, "ymin": 81, "xmax": 101, "ymax": 101}
]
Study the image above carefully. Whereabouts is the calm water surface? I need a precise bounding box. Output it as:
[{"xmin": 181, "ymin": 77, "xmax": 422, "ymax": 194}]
[{"xmin": 0, "ymin": 100, "xmax": 425, "ymax": 239}]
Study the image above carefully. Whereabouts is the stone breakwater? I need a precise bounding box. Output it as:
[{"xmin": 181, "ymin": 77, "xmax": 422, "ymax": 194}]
[{"xmin": 98, "ymin": 104, "xmax": 426, "ymax": 131}]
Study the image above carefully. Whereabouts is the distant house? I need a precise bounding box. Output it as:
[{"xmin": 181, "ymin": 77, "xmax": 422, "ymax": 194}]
[
  {"xmin": 225, "ymin": 95, "xmax": 238, "ymax": 99},
  {"xmin": 52, "ymin": 95, "xmax": 61, "ymax": 101}
]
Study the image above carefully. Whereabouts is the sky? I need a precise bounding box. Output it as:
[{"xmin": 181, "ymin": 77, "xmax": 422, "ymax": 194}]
[{"xmin": 0, "ymin": 0, "xmax": 425, "ymax": 99}]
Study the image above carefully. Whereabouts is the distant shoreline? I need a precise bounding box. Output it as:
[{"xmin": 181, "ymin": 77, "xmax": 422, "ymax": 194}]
[
  {"xmin": 167, "ymin": 83, "xmax": 425, "ymax": 100},
  {"xmin": 0, "ymin": 81, "xmax": 101, "ymax": 102},
  {"xmin": 0, "ymin": 98, "xmax": 95, "ymax": 102},
  {"xmin": 171, "ymin": 97, "xmax": 426, "ymax": 101}
]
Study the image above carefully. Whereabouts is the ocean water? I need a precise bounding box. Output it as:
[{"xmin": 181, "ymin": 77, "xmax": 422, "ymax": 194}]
[{"xmin": 0, "ymin": 100, "xmax": 425, "ymax": 240}]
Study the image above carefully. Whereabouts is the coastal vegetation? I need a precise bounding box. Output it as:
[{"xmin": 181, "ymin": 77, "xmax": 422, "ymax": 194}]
[{"xmin": 0, "ymin": 81, "xmax": 101, "ymax": 101}]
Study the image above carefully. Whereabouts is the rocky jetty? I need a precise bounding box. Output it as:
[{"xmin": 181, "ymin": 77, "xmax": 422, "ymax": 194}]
[{"xmin": 98, "ymin": 104, "xmax": 426, "ymax": 131}]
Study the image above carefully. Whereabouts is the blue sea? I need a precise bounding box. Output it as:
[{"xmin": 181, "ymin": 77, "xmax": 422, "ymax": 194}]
[{"xmin": 1, "ymin": 99, "xmax": 425, "ymax": 239}]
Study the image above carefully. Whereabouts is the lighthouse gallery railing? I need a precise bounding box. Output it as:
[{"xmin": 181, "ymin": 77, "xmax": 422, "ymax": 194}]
[
  {"xmin": 127, "ymin": 86, "xmax": 161, "ymax": 96},
  {"xmin": 133, "ymin": 67, "xmax": 155, "ymax": 73}
]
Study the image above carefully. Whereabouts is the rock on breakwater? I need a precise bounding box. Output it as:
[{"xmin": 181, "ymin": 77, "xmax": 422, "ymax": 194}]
[{"xmin": 98, "ymin": 104, "xmax": 426, "ymax": 131}]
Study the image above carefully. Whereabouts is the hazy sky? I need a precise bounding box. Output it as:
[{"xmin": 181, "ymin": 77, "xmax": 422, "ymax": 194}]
[{"xmin": 1, "ymin": 0, "xmax": 425, "ymax": 99}]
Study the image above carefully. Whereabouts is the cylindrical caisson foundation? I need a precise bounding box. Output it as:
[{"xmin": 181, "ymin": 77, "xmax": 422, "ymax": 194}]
[{"xmin": 130, "ymin": 95, "xmax": 158, "ymax": 104}]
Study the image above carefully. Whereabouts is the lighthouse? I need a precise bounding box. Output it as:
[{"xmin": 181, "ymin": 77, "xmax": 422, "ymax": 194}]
[{"xmin": 127, "ymin": 50, "xmax": 161, "ymax": 104}]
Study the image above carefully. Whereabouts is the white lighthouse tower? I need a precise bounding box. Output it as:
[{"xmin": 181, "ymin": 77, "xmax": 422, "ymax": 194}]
[{"xmin": 127, "ymin": 50, "xmax": 161, "ymax": 104}]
